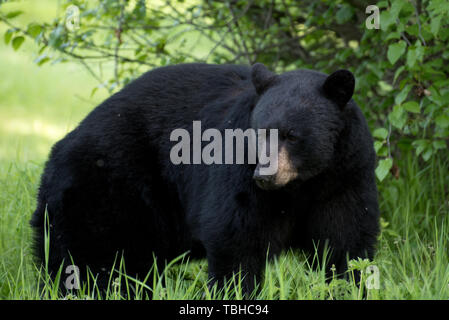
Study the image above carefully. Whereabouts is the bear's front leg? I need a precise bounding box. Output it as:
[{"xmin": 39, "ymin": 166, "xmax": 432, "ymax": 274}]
[
  {"xmin": 201, "ymin": 217, "xmax": 271, "ymax": 299},
  {"xmin": 206, "ymin": 247, "xmax": 264, "ymax": 298},
  {"xmin": 306, "ymin": 186, "xmax": 380, "ymax": 285}
]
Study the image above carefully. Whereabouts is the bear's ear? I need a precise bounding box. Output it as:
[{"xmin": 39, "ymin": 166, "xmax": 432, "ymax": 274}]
[
  {"xmin": 322, "ymin": 69, "xmax": 355, "ymax": 109},
  {"xmin": 251, "ymin": 63, "xmax": 277, "ymax": 95}
]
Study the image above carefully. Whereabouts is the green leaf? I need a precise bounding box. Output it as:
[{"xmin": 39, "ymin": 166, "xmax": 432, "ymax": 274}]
[
  {"xmin": 406, "ymin": 43, "xmax": 425, "ymax": 68},
  {"xmin": 427, "ymin": 87, "xmax": 444, "ymax": 106},
  {"xmin": 336, "ymin": 5, "xmax": 354, "ymax": 24},
  {"xmin": 374, "ymin": 141, "xmax": 384, "ymax": 153},
  {"xmin": 90, "ymin": 87, "xmax": 98, "ymax": 98},
  {"xmin": 385, "ymin": 32, "xmax": 401, "ymax": 41},
  {"xmin": 380, "ymin": 11, "xmax": 395, "ymax": 30},
  {"xmin": 373, "ymin": 128, "xmax": 389, "ymax": 140},
  {"xmin": 412, "ymin": 139, "xmax": 428, "ymax": 156},
  {"xmin": 428, "ymin": 0, "xmax": 449, "ymax": 12},
  {"xmin": 381, "ymin": 0, "xmax": 406, "ymax": 30},
  {"xmin": 27, "ymin": 23, "xmax": 42, "ymax": 38},
  {"xmin": 422, "ymin": 148, "xmax": 433, "ymax": 161},
  {"xmin": 387, "ymin": 41, "xmax": 406, "ymax": 65},
  {"xmin": 391, "ymin": 0, "xmax": 406, "ymax": 16},
  {"xmin": 435, "ymin": 114, "xmax": 449, "ymax": 128},
  {"xmin": 4, "ymin": 28, "xmax": 14, "ymax": 45},
  {"xmin": 432, "ymin": 140, "xmax": 447, "ymax": 150},
  {"xmin": 376, "ymin": 158, "xmax": 393, "ymax": 181},
  {"xmin": 389, "ymin": 105, "xmax": 407, "ymax": 129},
  {"xmin": 11, "ymin": 36, "xmax": 25, "ymax": 51},
  {"xmin": 48, "ymin": 25, "xmax": 64, "ymax": 49},
  {"xmin": 402, "ymin": 101, "xmax": 420, "ymax": 113},
  {"xmin": 34, "ymin": 54, "xmax": 50, "ymax": 66},
  {"xmin": 395, "ymin": 84, "xmax": 412, "ymax": 105},
  {"xmin": 393, "ymin": 66, "xmax": 405, "ymax": 84},
  {"xmin": 5, "ymin": 11, "xmax": 23, "ymax": 19},
  {"xmin": 431, "ymin": 15, "xmax": 442, "ymax": 36},
  {"xmin": 377, "ymin": 1, "xmax": 389, "ymax": 8},
  {"xmin": 38, "ymin": 45, "xmax": 47, "ymax": 55}
]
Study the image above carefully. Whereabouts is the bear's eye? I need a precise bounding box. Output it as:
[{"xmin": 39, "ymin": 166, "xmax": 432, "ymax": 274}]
[{"xmin": 285, "ymin": 130, "xmax": 298, "ymax": 143}]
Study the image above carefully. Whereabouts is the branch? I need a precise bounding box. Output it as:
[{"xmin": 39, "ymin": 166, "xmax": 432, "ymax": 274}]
[{"xmin": 114, "ymin": 2, "xmax": 126, "ymax": 85}]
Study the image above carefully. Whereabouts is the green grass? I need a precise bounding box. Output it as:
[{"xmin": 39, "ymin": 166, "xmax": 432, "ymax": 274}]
[
  {"xmin": 0, "ymin": 152, "xmax": 448, "ymax": 299},
  {"xmin": 0, "ymin": 0, "xmax": 448, "ymax": 300}
]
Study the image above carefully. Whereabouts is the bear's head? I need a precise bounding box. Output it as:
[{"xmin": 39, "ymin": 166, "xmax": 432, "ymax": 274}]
[{"xmin": 250, "ymin": 63, "xmax": 355, "ymax": 190}]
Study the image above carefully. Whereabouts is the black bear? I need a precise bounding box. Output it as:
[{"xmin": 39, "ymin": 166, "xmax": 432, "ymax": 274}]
[{"xmin": 31, "ymin": 63, "xmax": 380, "ymax": 295}]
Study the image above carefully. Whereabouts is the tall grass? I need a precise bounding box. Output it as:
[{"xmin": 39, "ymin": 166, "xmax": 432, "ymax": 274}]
[{"xmin": 0, "ymin": 153, "xmax": 448, "ymax": 300}]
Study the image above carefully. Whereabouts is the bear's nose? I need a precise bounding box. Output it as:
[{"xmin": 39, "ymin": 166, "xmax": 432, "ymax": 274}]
[{"xmin": 253, "ymin": 173, "xmax": 273, "ymax": 190}]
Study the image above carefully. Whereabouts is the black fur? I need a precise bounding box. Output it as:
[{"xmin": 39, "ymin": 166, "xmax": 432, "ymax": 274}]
[{"xmin": 30, "ymin": 63, "xmax": 379, "ymax": 295}]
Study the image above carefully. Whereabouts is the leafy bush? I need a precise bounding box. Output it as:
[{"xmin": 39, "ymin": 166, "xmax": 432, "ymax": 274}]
[{"xmin": 1, "ymin": 0, "xmax": 448, "ymax": 181}]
